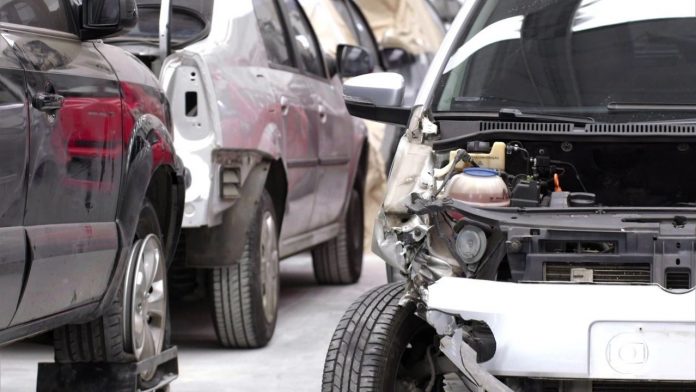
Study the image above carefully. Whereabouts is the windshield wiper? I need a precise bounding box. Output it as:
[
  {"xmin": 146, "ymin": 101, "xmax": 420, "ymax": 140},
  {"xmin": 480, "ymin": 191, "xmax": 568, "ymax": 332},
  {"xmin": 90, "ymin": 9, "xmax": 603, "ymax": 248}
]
[
  {"xmin": 608, "ymin": 102, "xmax": 696, "ymax": 112},
  {"xmin": 435, "ymin": 107, "xmax": 594, "ymax": 125},
  {"xmin": 104, "ymin": 37, "xmax": 159, "ymax": 45},
  {"xmin": 498, "ymin": 108, "xmax": 594, "ymax": 124}
]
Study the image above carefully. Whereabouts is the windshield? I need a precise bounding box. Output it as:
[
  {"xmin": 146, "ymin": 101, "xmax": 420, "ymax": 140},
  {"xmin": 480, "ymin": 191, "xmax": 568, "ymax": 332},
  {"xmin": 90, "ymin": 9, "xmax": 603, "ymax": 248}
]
[
  {"xmin": 120, "ymin": 0, "xmax": 213, "ymax": 46},
  {"xmin": 434, "ymin": 0, "xmax": 696, "ymax": 122}
]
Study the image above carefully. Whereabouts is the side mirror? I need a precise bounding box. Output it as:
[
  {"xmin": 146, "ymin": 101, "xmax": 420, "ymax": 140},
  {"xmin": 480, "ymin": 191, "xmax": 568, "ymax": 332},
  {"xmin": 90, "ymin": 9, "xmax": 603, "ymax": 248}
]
[
  {"xmin": 80, "ymin": 0, "xmax": 138, "ymax": 40},
  {"xmin": 342, "ymin": 72, "xmax": 410, "ymax": 127},
  {"xmin": 381, "ymin": 47, "xmax": 416, "ymax": 71},
  {"xmin": 337, "ymin": 44, "xmax": 374, "ymax": 78}
]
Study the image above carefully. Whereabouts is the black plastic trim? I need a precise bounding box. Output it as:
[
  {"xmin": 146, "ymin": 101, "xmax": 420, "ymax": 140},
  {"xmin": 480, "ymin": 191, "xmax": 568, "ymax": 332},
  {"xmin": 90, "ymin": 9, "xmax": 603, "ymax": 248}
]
[{"xmin": 346, "ymin": 101, "xmax": 411, "ymax": 127}]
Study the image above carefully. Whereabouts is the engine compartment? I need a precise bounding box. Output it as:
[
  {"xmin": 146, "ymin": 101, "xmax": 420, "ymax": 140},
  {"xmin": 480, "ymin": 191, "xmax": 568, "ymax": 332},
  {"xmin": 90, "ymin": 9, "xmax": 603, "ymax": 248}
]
[{"xmin": 435, "ymin": 139, "xmax": 696, "ymax": 208}]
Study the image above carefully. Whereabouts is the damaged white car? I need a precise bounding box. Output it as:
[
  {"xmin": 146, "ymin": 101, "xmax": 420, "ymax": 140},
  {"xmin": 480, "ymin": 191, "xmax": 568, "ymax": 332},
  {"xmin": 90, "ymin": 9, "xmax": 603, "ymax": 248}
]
[{"xmin": 323, "ymin": 0, "xmax": 696, "ymax": 391}]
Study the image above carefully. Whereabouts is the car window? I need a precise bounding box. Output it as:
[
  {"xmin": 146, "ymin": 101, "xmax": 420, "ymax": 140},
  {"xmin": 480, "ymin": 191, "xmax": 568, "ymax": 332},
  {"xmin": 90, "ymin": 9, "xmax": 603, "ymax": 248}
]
[
  {"xmin": 330, "ymin": 0, "xmax": 358, "ymax": 36},
  {"xmin": 434, "ymin": 0, "xmax": 696, "ymax": 123},
  {"xmin": 122, "ymin": 0, "xmax": 213, "ymax": 47},
  {"xmin": 252, "ymin": 0, "xmax": 293, "ymax": 67},
  {"xmin": 345, "ymin": 1, "xmax": 380, "ymax": 67},
  {"xmin": 283, "ymin": 0, "xmax": 325, "ymax": 78},
  {"xmin": 0, "ymin": 0, "xmax": 71, "ymax": 33}
]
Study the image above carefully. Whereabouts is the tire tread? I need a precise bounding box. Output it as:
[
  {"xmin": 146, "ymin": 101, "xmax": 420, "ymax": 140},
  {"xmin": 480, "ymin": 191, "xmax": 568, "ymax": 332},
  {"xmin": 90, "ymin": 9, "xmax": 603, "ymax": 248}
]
[
  {"xmin": 209, "ymin": 190, "xmax": 277, "ymax": 348},
  {"xmin": 313, "ymin": 188, "xmax": 363, "ymax": 285},
  {"xmin": 210, "ymin": 241, "xmax": 259, "ymax": 348},
  {"xmin": 321, "ymin": 282, "xmax": 408, "ymax": 392}
]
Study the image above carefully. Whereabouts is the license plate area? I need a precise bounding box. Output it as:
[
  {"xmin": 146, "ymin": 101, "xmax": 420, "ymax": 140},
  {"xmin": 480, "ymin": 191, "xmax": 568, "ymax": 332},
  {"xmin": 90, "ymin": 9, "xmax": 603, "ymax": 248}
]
[{"xmin": 589, "ymin": 321, "xmax": 696, "ymax": 380}]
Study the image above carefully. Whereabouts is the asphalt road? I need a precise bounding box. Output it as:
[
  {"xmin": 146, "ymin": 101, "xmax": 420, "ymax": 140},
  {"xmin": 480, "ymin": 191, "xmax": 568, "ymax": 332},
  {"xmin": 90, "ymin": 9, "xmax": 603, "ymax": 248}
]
[{"xmin": 0, "ymin": 253, "xmax": 388, "ymax": 392}]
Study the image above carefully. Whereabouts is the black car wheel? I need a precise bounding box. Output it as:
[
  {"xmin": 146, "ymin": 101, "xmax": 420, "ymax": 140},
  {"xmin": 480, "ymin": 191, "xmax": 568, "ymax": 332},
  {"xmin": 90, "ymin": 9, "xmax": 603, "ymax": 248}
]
[
  {"xmin": 209, "ymin": 189, "xmax": 280, "ymax": 348},
  {"xmin": 54, "ymin": 200, "xmax": 169, "ymax": 386},
  {"xmin": 312, "ymin": 186, "xmax": 364, "ymax": 285},
  {"xmin": 322, "ymin": 283, "xmax": 440, "ymax": 392}
]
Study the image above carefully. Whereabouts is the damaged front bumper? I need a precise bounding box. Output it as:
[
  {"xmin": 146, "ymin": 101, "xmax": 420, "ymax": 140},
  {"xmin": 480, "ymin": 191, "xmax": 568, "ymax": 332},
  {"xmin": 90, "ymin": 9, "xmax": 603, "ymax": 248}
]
[{"xmin": 425, "ymin": 278, "xmax": 696, "ymax": 381}]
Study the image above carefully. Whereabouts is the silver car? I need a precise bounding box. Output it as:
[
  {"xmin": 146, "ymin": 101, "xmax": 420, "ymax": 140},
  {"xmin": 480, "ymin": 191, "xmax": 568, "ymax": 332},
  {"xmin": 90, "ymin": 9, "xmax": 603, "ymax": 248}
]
[{"xmin": 111, "ymin": 0, "xmax": 372, "ymax": 348}]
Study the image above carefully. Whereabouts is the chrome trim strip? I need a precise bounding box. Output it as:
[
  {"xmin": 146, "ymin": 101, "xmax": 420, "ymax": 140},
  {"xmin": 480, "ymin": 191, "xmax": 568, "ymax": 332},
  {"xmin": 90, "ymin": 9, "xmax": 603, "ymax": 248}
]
[{"xmin": 0, "ymin": 22, "xmax": 78, "ymax": 40}]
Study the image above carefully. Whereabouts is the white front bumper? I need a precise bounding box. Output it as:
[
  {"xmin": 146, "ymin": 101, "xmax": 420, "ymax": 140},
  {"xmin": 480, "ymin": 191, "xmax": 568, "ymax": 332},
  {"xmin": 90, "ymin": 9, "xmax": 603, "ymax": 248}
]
[{"xmin": 426, "ymin": 278, "xmax": 696, "ymax": 381}]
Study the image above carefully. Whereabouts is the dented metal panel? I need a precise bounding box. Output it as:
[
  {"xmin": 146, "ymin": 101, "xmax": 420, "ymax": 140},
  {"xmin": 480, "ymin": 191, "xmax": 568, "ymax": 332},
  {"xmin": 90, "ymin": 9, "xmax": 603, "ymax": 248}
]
[
  {"xmin": 159, "ymin": 2, "xmax": 282, "ymax": 228},
  {"xmin": 150, "ymin": 0, "xmax": 366, "ymax": 258}
]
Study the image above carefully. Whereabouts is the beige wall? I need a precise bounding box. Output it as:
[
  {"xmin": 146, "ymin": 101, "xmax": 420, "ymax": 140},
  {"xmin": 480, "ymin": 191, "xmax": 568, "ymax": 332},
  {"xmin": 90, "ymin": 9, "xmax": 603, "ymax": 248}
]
[{"xmin": 355, "ymin": 0, "xmax": 445, "ymax": 55}]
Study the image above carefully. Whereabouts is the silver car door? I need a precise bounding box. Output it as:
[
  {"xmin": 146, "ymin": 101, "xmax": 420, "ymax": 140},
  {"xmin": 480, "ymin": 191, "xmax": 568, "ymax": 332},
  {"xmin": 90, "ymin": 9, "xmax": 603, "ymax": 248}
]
[
  {"xmin": 253, "ymin": 0, "xmax": 320, "ymax": 238},
  {"xmin": 281, "ymin": 0, "xmax": 354, "ymax": 229}
]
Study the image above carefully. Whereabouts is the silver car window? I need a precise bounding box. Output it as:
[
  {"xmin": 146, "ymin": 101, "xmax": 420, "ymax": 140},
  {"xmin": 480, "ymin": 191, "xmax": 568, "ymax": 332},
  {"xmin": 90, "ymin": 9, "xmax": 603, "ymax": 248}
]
[
  {"xmin": 252, "ymin": 0, "xmax": 293, "ymax": 67},
  {"xmin": 284, "ymin": 0, "xmax": 325, "ymax": 78},
  {"xmin": 0, "ymin": 0, "xmax": 71, "ymax": 33},
  {"xmin": 345, "ymin": 1, "xmax": 380, "ymax": 67}
]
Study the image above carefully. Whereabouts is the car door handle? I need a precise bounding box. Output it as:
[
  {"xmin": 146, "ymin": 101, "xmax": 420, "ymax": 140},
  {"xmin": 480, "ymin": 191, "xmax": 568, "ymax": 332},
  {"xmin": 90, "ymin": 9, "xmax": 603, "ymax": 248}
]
[
  {"xmin": 280, "ymin": 96, "xmax": 289, "ymax": 116},
  {"xmin": 318, "ymin": 105, "xmax": 327, "ymax": 123},
  {"xmin": 32, "ymin": 93, "xmax": 64, "ymax": 112}
]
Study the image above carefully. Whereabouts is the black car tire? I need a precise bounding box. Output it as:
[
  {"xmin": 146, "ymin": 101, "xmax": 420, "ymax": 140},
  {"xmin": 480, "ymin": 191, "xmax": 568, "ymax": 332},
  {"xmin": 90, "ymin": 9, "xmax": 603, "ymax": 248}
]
[
  {"xmin": 322, "ymin": 282, "xmax": 435, "ymax": 392},
  {"xmin": 209, "ymin": 190, "xmax": 279, "ymax": 348},
  {"xmin": 312, "ymin": 187, "xmax": 364, "ymax": 285},
  {"xmin": 54, "ymin": 200, "xmax": 169, "ymax": 386}
]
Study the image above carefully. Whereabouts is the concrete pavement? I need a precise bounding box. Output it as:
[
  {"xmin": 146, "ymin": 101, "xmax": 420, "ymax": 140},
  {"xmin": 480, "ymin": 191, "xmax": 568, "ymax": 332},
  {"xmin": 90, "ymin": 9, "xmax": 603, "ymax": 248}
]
[{"xmin": 0, "ymin": 253, "xmax": 387, "ymax": 392}]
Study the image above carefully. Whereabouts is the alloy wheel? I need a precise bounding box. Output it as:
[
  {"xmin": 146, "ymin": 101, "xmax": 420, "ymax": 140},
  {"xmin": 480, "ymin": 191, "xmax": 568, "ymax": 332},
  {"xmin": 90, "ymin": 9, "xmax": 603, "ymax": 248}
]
[
  {"xmin": 126, "ymin": 234, "xmax": 167, "ymax": 380},
  {"xmin": 259, "ymin": 211, "xmax": 279, "ymax": 323}
]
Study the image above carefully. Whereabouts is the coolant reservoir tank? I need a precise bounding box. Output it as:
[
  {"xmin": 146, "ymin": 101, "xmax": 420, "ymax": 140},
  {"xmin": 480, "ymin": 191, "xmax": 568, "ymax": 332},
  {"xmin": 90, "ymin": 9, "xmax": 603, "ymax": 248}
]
[
  {"xmin": 444, "ymin": 168, "xmax": 510, "ymax": 207},
  {"xmin": 470, "ymin": 142, "xmax": 506, "ymax": 170}
]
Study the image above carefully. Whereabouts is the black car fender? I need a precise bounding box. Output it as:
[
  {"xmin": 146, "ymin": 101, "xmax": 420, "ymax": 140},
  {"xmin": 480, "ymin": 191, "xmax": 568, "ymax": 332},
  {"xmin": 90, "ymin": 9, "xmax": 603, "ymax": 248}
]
[{"xmin": 97, "ymin": 114, "xmax": 185, "ymax": 315}]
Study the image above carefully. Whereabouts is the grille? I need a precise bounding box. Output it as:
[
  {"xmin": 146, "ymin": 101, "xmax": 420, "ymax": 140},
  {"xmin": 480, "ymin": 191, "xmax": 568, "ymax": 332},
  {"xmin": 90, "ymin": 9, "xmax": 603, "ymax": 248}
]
[
  {"xmin": 543, "ymin": 263, "xmax": 651, "ymax": 284},
  {"xmin": 593, "ymin": 381, "xmax": 696, "ymax": 392},
  {"xmin": 477, "ymin": 122, "xmax": 696, "ymax": 134},
  {"xmin": 665, "ymin": 268, "xmax": 691, "ymax": 289},
  {"xmin": 538, "ymin": 381, "xmax": 696, "ymax": 392},
  {"xmin": 479, "ymin": 121, "xmax": 573, "ymax": 132},
  {"xmin": 588, "ymin": 123, "xmax": 696, "ymax": 134},
  {"xmin": 542, "ymin": 240, "xmax": 617, "ymax": 254},
  {"xmin": 220, "ymin": 166, "xmax": 241, "ymax": 200}
]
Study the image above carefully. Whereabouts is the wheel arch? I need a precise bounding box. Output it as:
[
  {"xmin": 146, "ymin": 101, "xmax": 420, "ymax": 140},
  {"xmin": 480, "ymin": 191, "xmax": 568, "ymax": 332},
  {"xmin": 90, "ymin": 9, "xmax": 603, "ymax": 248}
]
[
  {"xmin": 265, "ymin": 158, "xmax": 288, "ymax": 231},
  {"xmin": 145, "ymin": 164, "xmax": 185, "ymax": 265},
  {"xmin": 341, "ymin": 137, "xmax": 369, "ymax": 217},
  {"xmin": 356, "ymin": 138, "xmax": 369, "ymax": 194},
  {"xmin": 98, "ymin": 115, "xmax": 185, "ymax": 315},
  {"xmin": 184, "ymin": 151, "xmax": 273, "ymax": 268}
]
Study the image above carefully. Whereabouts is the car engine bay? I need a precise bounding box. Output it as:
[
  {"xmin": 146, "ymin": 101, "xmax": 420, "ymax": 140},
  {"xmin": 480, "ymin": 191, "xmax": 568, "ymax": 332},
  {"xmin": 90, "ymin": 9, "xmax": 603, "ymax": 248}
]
[
  {"xmin": 377, "ymin": 120, "xmax": 696, "ymax": 290},
  {"xmin": 435, "ymin": 136, "xmax": 696, "ymax": 209}
]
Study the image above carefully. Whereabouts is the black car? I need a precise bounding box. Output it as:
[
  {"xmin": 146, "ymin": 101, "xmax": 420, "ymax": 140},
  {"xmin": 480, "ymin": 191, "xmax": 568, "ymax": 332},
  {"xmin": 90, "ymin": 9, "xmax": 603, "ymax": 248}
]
[{"xmin": 0, "ymin": 0, "xmax": 184, "ymax": 387}]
